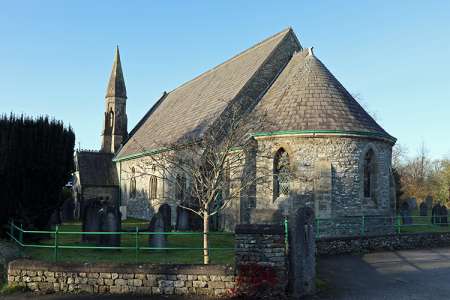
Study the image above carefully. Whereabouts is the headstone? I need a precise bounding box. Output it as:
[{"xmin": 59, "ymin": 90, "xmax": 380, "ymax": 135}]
[
  {"xmin": 149, "ymin": 213, "xmax": 166, "ymax": 249},
  {"xmin": 49, "ymin": 209, "xmax": 61, "ymax": 227},
  {"xmin": 288, "ymin": 206, "xmax": 316, "ymax": 297},
  {"xmin": 158, "ymin": 204, "xmax": 172, "ymax": 232},
  {"xmin": 81, "ymin": 199, "xmax": 102, "ymax": 243},
  {"xmin": 60, "ymin": 198, "xmax": 75, "ymax": 222},
  {"xmin": 432, "ymin": 203, "xmax": 441, "ymax": 224},
  {"xmin": 98, "ymin": 206, "xmax": 121, "ymax": 247},
  {"xmin": 419, "ymin": 202, "xmax": 428, "ymax": 217},
  {"xmin": 425, "ymin": 195, "xmax": 433, "ymax": 209},
  {"xmin": 407, "ymin": 197, "xmax": 417, "ymax": 210},
  {"xmin": 176, "ymin": 207, "xmax": 190, "ymax": 231},
  {"xmin": 440, "ymin": 205, "xmax": 448, "ymax": 226},
  {"xmin": 400, "ymin": 202, "xmax": 413, "ymax": 225}
]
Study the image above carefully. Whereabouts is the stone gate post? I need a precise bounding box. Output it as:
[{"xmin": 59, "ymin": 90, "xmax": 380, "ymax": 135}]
[{"xmin": 288, "ymin": 207, "xmax": 316, "ymax": 298}]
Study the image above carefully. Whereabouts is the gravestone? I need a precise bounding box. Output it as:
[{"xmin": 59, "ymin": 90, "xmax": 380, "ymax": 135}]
[
  {"xmin": 440, "ymin": 205, "xmax": 448, "ymax": 226},
  {"xmin": 158, "ymin": 204, "xmax": 172, "ymax": 232},
  {"xmin": 81, "ymin": 199, "xmax": 102, "ymax": 243},
  {"xmin": 149, "ymin": 213, "xmax": 166, "ymax": 249},
  {"xmin": 288, "ymin": 206, "xmax": 316, "ymax": 297},
  {"xmin": 400, "ymin": 202, "xmax": 412, "ymax": 225},
  {"xmin": 425, "ymin": 195, "xmax": 433, "ymax": 209},
  {"xmin": 176, "ymin": 206, "xmax": 190, "ymax": 231},
  {"xmin": 419, "ymin": 202, "xmax": 428, "ymax": 217},
  {"xmin": 432, "ymin": 203, "xmax": 441, "ymax": 224},
  {"xmin": 407, "ymin": 197, "xmax": 417, "ymax": 210},
  {"xmin": 48, "ymin": 209, "xmax": 61, "ymax": 227},
  {"xmin": 60, "ymin": 198, "xmax": 75, "ymax": 222},
  {"xmin": 98, "ymin": 206, "xmax": 121, "ymax": 247}
]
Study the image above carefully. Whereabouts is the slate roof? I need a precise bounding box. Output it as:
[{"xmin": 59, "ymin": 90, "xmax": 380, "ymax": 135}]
[
  {"xmin": 106, "ymin": 47, "xmax": 127, "ymax": 98},
  {"xmin": 75, "ymin": 151, "xmax": 118, "ymax": 186},
  {"xmin": 249, "ymin": 48, "xmax": 394, "ymax": 139},
  {"xmin": 116, "ymin": 28, "xmax": 295, "ymax": 159}
]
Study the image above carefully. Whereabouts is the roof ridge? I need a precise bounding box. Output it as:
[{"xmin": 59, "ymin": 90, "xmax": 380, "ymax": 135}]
[{"xmin": 166, "ymin": 28, "xmax": 293, "ymax": 94}]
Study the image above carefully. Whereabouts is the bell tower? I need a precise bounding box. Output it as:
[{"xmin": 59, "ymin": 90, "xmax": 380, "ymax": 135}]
[{"xmin": 101, "ymin": 46, "xmax": 128, "ymax": 153}]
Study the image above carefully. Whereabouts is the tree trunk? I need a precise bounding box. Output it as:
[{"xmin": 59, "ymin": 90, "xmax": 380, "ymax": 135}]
[{"xmin": 203, "ymin": 214, "xmax": 210, "ymax": 264}]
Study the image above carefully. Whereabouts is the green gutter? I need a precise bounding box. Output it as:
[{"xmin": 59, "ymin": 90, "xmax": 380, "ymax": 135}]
[
  {"xmin": 252, "ymin": 129, "xmax": 397, "ymax": 143},
  {"xmin": 113, "ymin": 130, "xmax": 396, "ymax": 162},
  {"xmin": 113, "ymin": 147, "xmax": 169, "ymax": 162}
]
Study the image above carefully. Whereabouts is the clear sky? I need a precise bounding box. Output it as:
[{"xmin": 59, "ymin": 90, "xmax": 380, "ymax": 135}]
[{"xmin": 1, "ymin": 1, "xmax": 449, "ymax": 159}]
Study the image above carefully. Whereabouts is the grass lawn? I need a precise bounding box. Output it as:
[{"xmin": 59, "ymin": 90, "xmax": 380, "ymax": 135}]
[
  {"xmin": 19, "ymin": 219, "xmax": 235, "ymax": 265},
  {"xmin": 397, "ymin": 207, "xmax": 450, "ymax": 234}
]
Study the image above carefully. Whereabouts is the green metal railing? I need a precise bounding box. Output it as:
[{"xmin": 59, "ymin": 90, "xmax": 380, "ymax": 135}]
[
  {"xmin": 315, "ymin": 214, "xmax": 450, "ymax": 239},
  {"xmin": 6, "ymin": 220, "xmax": 235, "ymax": 263}
]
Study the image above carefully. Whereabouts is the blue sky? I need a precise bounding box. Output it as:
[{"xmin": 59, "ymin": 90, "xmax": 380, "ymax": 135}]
[{"xmin": 1, "ymin": 1, "xmax": 449, "ymax": 159}]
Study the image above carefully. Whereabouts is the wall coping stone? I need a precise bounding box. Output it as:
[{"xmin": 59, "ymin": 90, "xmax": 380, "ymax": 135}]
[
  {"xmin": 8, "ymin": 259, "xmax": 235, "ymax": 275},
  {"xmin": 235, "ymin": 224, "xmax": 284, "ymax": 235},
  {"xmin": 318, "ymin": 232, "xmax": 450, "ymax": 243}
]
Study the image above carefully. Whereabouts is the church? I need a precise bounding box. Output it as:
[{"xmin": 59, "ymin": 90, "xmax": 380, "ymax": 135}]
[{"xmin": 73, "ymin": 28, "xmax": 397, "ymax": 234}]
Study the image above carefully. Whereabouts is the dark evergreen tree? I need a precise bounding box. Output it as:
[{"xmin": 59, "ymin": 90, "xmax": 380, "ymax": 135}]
[{"xmin": 0, "ymin": 114, "xmax": 75, "ymax": 231}]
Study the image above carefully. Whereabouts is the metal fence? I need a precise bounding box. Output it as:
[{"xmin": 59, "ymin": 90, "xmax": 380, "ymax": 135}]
[
  {"xmin": 315, "ymin": 215, "xmax": 450, "ymax": 238},
  {"xmin": 6, "ymin": 221, "xmax": 235, "ymax": 264}
]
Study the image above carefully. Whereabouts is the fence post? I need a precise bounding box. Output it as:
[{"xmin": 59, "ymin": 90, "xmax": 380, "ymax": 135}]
[
  {"xmin": 10, "ymin": 220, "xmax": 14, "ymax": 240},
  {"xmin": 54, "ymin": 225, "xmax": 59, "ymax": 262},
  {"xmin": 396, "ymin": 215, "xmax": 401, "ymax": 234},
  {"xmin": 284, "ymin": 217, "xmax": 289, "ymax": 255},
  {"xmin": 135, "ymin": 227, "xmax": 139, "ymax": 263},
  {"xmin": 361, "ymin": 215, "xmax": 365, "ymax": 236},
  {"xmin": 19, "ymin": 224, "xmax": 23, "ymax": 244}
]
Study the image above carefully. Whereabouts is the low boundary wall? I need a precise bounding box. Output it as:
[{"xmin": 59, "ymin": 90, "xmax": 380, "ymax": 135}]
[
  {"xmin": 317, "ymin": 232, "xmax": 450, "ymax": 256},
  {"xmin": 8, "ymin": 224, "xmax": 288, "ymax": 297},
  {"xmin": 8, "ymin": 260, "xmax": 235, "ymax": 296}
]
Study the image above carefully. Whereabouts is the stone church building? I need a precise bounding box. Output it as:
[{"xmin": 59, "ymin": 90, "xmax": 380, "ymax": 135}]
[{"xmin": 73, "ymin": 28, "xmax": 396, "ymax": 233}]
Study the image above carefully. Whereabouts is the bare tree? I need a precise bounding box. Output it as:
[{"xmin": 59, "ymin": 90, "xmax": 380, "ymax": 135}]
[{"xmin": 130, "ymin": 106, "xmax": 272, "ymax": 264}]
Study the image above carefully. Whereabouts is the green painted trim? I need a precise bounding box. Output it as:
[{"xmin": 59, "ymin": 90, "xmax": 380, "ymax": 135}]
[
  {"xmin": 113, "ymin": 147, "xmax": 169, "ymax": 162},
  {"xmin": 252, "ymin": 129, "xmax": 397, "ymax": 143}
]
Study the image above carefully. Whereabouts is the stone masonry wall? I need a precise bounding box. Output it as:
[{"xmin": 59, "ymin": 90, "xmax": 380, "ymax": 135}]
[
  {"xmin": 317, "ymin": 232, "xmax": 450, "ymax": 256},
  {"xmin": 8, "ymin": 261, "xmax": 235, "ymax": 297},
  {"xmin": 235, "ymin": 224, "xmax": 287, "ymax": 295},
  {"xmin": 249, "ymin": 136, "xmax": 393, "ymax": 237}
]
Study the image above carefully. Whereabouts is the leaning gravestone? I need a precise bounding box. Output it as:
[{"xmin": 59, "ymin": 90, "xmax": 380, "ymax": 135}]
[
  {"xmin": 432, "ymin": 203, "xmax": 441, "ymax": 224},
  {"xmin": 288, "ymin": 206, "xmax": 316, "ymax": 298},
  {"xmin": 98, "ymin": 206, "xmax": 121, "ymax": 247},
  {"xmin": 149, "ymin": 213, "xmax": 166, "ymax": 249},
  {"xmin": 440, "ymin": 205, "xmax": 448, "ymax": 226},
  {"xmin": 419, "ymin": 202, "xmax": 428, "ymax": 217},
  {"xmin": 400, "ymin": 202, "xmax": 413, "ymax": 225},
  {"xmin": 81, "ymin": 199, "xmax": 102, "ymax": 243}
]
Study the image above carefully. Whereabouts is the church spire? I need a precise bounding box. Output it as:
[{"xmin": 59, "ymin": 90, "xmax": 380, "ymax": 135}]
[
  {"xmin": 106, "ymin": 46, "xmax": 127, "ymax": 99},
  {"xmin": 101, "ymin": 46, "xmax": 128, "ymax": 153}
]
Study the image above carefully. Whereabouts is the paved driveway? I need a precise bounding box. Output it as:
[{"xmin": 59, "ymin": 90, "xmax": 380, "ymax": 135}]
[{"xmin": 313, "ymin": 247, "xmax": 450, "ymax": 299}]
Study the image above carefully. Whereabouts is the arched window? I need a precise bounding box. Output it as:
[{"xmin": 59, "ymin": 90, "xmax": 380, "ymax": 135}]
[
  {"xmin": 363, "ymin": 149, "xmax": 375, "ymax": 198},
  {"xmin": 176, "ymin": 174, "xmax": 186, "ymax": 202},
  {"xmin": 149, "ymin": 175, "xmax": 158, "ymax": 200},
  {"xmin": 129, "ymin": 167, "xmax": 136, "ymax": 198},
  {"xmin": 273, "ymin": 148, "xmax": 290, "ymax": 200},
  {"xmin": 109, "ymin": 109, "xmax": 114, "ymax": 127}
]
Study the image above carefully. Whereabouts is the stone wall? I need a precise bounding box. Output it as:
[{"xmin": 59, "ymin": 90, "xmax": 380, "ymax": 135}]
[
  {"xmin": 317, "ymin": 232, "xmax": 450, "ymax": 256},
  {"xmin": 235, "ymin": 224, "xmax": 287, "ymax": 295},
  {"xmin": 8, "ymin": 261, "xmax": 235, "ymax": 297}
]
